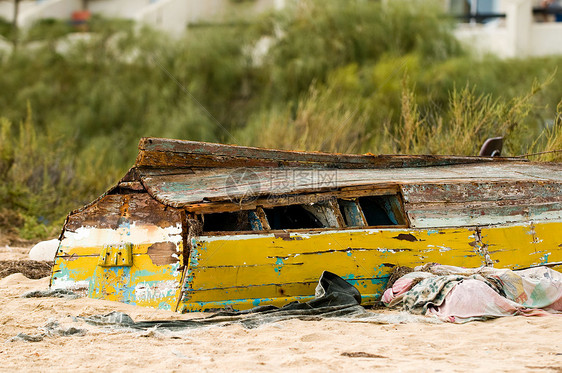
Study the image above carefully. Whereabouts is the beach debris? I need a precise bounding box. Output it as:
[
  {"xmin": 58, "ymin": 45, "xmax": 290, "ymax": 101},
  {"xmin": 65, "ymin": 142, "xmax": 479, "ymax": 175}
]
[
  {"xmin": 76, "ymin": 271, "xmax": 369, "ymax": 331},
  {"xmin": 73, "ymin": 272, "xmax": 440, "ymax": 334},
  {"xmin": 341, "ymin": 352, "xmax": 386, "ymax": 359},
  {"xmin": 77, "ymin": 311, "xmax": 136, "ymax": 327},
  {"xmin": 8, "ymin": 319, "xmax": 86, "ymax": 343},
  {"xmin": 383, "ymin": 264, "xmax": 562, "ymax": 323},
  {"xmin": 0, "ymin": 260, "xmax": 52, "ymax": 279},
  {"xmin": 21, "ymin": 289, "xmax": 81, "ymax": 299}
]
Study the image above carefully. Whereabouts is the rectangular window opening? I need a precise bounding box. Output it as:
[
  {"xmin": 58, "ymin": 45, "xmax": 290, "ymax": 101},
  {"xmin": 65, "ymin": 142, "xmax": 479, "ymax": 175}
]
[
  {"xmin": 263, "ymin": 202, "xmax": 338, "ymax": 230},
  {"xmin": 357, "ymin": 195, "xmax": 406, "ymax": 226},
  {"xmin": 202, "ymin": 210, "xmax": 262, "ymax": 233}
]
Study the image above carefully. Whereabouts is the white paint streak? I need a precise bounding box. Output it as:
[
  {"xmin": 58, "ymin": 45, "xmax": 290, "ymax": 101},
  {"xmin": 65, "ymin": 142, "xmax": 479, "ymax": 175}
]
[
  {"xmin": 51, "ymin": 276, "xmax": 89, "ymax": 294},
  {"xmin": 410, "ymin": 212, "xmax": 562, "ymax": 229},
  {"xmin": 62, "ymin": 223, "xmax": 182, "ymax": 247},
  {"xmin": 135, "ymin": 280, "xmax": 178, "ymax": 301},
  {"xmin": 199, "ymin": 227, "xmax": 394, "ymax": 243},
  {"xmin": 376, "ymin": 248, "xmax": 400, "ymax": 253}
]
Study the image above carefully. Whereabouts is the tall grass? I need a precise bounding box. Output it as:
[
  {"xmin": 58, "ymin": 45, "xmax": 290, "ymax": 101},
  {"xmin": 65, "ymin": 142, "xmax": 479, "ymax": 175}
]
[
  {"xmin": 0, "ymin": 0, "xmax": 561, "ymax": 242},
  {"xmin": 0, "ymin": 106, "xmax": 121, "ymax": 242},
  {"xmin": 238, "ymin": 84, "xmax": 370, "ymax": 153},
  {"xmin": 536, "ymin": 100, "xmax": 562, "ymax": 162}
]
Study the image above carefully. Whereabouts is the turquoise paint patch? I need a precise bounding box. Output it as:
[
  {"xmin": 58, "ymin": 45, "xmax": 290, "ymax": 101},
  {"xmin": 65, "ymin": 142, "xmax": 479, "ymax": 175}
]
[
  {"xmin": 540, "ymin": 253, "xmax": 550, "ymax": 264},
  {"xmin": 370, "ymin": 277, "xmax": 388, "ymax": 285},
  {"xmin": 158, "ymin": 302, "xmax": 172, "ymax": 311},
  {"xmin": 89, "ymin": 266, "xmax": 135, "ymax": 303},
  {"xmin": 427, "ymin": 229, "xmax": 439, "ymax": 236},
  {"xmin": 274, "ymin": 257, "xmax": 284, "ymax": 275},
  {"xmin": 161, "ymin": 182, "xmax": 197, "ymax": 193},
  {"xmin": 131, "ymin": 269, "xmax": 160, "ymax": 278},
  {"xmin": 372, "ymin": 264, "xmax": 388, "ymax": 277}
]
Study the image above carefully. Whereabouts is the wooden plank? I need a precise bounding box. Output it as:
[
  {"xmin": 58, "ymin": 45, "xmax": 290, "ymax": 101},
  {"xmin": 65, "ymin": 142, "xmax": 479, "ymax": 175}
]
[
  {"xmin": 402, "ymin": 181, "xmax": 562, "ymax": 204},
  {"xmin": 184, "ymin": 228, "xmax": 481, "ymax": 293},
  {"xmin": 117, "ymin": 181, "xmax": 145, "ymax": 192},
  {"xmin": 188, "ymin": 228, "xmax": 481, "ymax": 268},
  {"xmin": 187, "ymin": 253, "xmax": 403, "ymax": 290},
  {"xmin": 183, "ymin": 186, "xmax": 400, "ymax": 214},
  {"xmin": 255, "ymin": 207, "xmax": 270, "ymax": 230},
  {"xmin": 179, "ymin": 226, "xmax": 482, "ymax": 310},
  {"xmin": 141, "ymin": 163, "xmax": 562, "ymax": 208},
  {"xmin": 64, "ymin": 194, "xmax": 123, "ymax": 231},
  {"xmin": 64, "ymin": 193, "xmax": 182, "ymax": 232},
  {"xmin": 181, "ymin": 277, "xmax": 386, "ymax": 306},
  {"xmin": 56, "ymin": 242, "xmax": 180, "ymax": 258},
  {"xmin": 53, "ymin": 192, "xmax": 186, "ymax": 311},
  {"xmin": 407, "ymin": 199, "xmax": 562, "ymax": 228},
  {"xmin": 339, "ymin": 200, "xmax": 367, "ymax": 227},
  {"xmin": 329, "ymin": 198, "xmax": 346, "ymax": 228},
  {"xmin": 180, "ymin": 221, "xmax": 561, "ymax": 311},
  {"xmin": 480, "ymin": 221, "xmax": 562, "ymax": 270},
  {"xmin": 137, "ymin": 137, "xmax": 515, "ymax": 170},
  {"xmin": 52, "ymin": 254, "xmax": 184, "ymax": 310}
]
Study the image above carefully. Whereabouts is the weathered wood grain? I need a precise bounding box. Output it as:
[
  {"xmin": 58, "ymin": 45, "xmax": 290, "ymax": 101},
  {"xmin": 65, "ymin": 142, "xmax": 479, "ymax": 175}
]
[
  {"xmin": 147, "ymin": 242, "xmax": 179, "ymax": 266},
  {"xmin": 136, "ymin": 137, "xmax": 518, "ymax": 170},
  {"xmin": 407, "ymin": 198, "xmax": 562, "ymax": 228},
  {"xmin": 140, "ymin": 163, "xmax": 562, "ymax": 208},
  {"xmin": 65, "ymin": 193, "xmax": 183, "ymax": 231},
  {"xmin": 402, "ymin": 181, "xmax": 562, "ymax": 204}
]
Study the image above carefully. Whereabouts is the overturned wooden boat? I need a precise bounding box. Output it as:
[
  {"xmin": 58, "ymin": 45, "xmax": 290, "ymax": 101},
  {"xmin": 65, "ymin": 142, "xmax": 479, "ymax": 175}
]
[{"xmin": 50, "ymin": 138, "xmax": 562, "ymax": 312}]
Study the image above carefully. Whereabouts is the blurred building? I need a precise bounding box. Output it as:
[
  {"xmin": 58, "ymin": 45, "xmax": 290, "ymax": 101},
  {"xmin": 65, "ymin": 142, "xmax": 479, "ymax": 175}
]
[
  {"xmin": 0, "ymin": 0, "xmax": 286, "ymax": 35},
  {"xmin": 448, "ymin": 0, "xmax": 562, "ymax": 57},
  {"xmin": 1, "ymin": 0, "xmax": 561, "ymax": 57}
]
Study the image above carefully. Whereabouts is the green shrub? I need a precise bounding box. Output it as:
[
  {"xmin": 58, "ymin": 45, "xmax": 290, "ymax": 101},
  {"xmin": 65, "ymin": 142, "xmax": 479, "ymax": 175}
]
[
  {"xmin": 25, "ymin": 18, "xmax": 73, "ymax": 41},
  {"xmin": 0, "ymin": 16, "xmax": 11, "ymax": 39}
]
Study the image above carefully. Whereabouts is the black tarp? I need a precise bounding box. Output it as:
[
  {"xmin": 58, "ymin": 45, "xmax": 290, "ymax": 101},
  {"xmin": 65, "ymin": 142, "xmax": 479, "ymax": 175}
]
[{"xmin": 79, "ymin": 271, "xmax": 370, "ymax": 330}]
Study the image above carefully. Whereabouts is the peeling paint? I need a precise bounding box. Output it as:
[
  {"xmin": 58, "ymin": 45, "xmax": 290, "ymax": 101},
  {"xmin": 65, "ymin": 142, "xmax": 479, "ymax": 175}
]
[
  {"xmin": 393, "ymin": 233, "xmax": 418, "ymax": 242},
  {"xmin": 50, "ymin": 138, "xmax": 562, "ymax": 313}
]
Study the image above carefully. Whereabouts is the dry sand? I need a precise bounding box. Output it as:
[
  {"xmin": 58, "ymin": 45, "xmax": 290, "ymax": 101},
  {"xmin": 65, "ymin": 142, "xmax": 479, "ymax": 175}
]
[
  {"xmin": 1, "ymin": 249, "xmax": 561, "ymax": 372},
  {"xmin": 0, "ymin": 246, "xmax": 30, "ymax": 261}
]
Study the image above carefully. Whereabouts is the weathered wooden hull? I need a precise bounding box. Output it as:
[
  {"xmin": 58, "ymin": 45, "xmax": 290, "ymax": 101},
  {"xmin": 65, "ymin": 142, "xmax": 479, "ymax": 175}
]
[
  {"xmin": 49, "ymin": 138, "xmax": 562, "ymax": 312},
  {"xmin": 50, "ymin": 194, "xmax": 186, "ymax": 311},
  {"xmin": 178, "ymin": 221, "xmax": 561, "ymax": 310},
  {"xmin": 52, "ymin": 219, "xmax": 562, "ymax": 312}
]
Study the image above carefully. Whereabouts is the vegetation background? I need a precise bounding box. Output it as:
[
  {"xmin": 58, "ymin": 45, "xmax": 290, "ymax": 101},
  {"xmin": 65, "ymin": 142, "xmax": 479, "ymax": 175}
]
[{"xmin": 0, "ymin": 0, "xmax": 561, "ymax": 243}]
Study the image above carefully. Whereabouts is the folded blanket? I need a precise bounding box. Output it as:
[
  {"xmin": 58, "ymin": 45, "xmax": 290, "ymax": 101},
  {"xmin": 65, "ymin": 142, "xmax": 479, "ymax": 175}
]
[{"xmin": 383, "ymin": 264, "xmax": 562, "ymax": 323}]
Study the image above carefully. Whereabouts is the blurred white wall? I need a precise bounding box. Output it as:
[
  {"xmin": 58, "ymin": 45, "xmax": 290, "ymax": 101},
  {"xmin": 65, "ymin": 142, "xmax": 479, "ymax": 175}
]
[
  {"xmin": 0, "ymin": 0, "xmax": 280, "ymax": 33},
  {"xmin": 0, "ymin": 0, "xmax": 81, "ymax": 27},
  {"xmin": 2, "ymin": 0, "xmax": 561, "ymax": 57},
  {"xmin": 134, "ymin": 0, "xmax": 280, "ymax": 35},
  {"xmin": 453, "ymin": 0, "xmax": 562, "ymax": 57},
  {"xmin": 88, "ymin": 0, "xmax": 153, "ymax": 18}
]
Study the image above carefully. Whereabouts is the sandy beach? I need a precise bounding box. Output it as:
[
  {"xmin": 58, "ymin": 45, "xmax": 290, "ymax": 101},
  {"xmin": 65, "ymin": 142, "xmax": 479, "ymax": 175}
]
[{"xmin": 1, "ymin": 248, "xmax": 561, "ymax": 373}]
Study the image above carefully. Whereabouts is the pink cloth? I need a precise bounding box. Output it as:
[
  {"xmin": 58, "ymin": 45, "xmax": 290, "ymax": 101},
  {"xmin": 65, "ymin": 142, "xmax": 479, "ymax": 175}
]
[
  {"xmin": 385, "ymin": 265, "xmax": 562, "ymax": 323},
  {"xmin": 427, "ymin": 279, "xmax": 522, "ymax": 322},
  {"xmin": 382, "ymin": 277, "xmax": 416, "ymax": 305}
]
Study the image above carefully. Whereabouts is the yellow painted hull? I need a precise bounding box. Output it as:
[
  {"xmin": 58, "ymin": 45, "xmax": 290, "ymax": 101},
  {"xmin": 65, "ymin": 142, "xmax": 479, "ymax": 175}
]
[
  {"xmin": 51, "ymin": 220, "xmax": 562, "ymax": 312},
  {"xmin": 51, "ymin": 242, "xmax": 184, "ymax": 311},
  {"xmin": 177, "ymin": 221, "xmax": 562, "ymax": 311}
]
